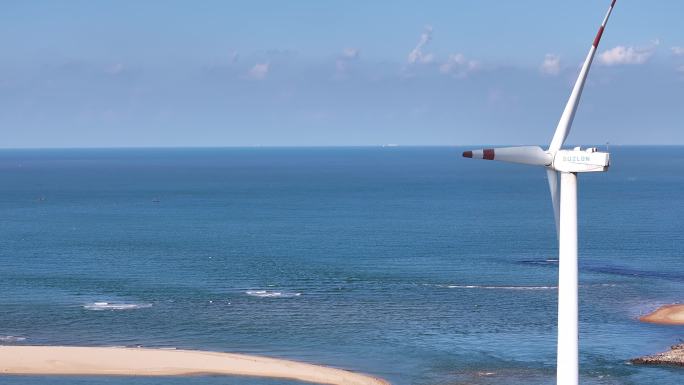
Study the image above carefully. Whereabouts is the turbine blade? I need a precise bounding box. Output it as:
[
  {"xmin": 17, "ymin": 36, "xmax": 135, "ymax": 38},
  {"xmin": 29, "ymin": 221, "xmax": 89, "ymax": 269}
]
[
  {"xmin": 462, "ymin": 146, "xmax": 552, "ymax": 166},
  {"xmin": 546, "ymin": 168, "xmax": 560, "ymax": 239},
  {"xmin": 548, "ymin": 0, "xmax": 617, "ymax": 152}
]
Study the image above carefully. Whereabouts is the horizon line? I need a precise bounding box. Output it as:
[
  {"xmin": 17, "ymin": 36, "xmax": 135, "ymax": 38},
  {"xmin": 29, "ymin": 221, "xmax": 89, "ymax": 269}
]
[{"xmin": 0, "ymin": 144, "xmax": 683, "ymax": 151}]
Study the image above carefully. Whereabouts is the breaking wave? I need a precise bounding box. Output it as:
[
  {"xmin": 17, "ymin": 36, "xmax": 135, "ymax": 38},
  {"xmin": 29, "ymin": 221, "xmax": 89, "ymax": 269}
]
[
  {"xmin": 438, "ymin": 284, "xmax": 557, "ymax": 291},
  {"xmin": 83, "ymin": 301, "xmax": 152, "ymax": 311},
  {"xmin": 0, "ymin": 335, "xmax": 27, "ymax": 342},
  {"xmin": 245, "ymin": 290, "xmax": 301, "ymax": 298}
]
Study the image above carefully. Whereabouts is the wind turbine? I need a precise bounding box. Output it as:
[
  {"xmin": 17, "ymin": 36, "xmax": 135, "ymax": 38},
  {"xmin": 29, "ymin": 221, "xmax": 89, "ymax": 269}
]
[{"xmin": 462, "ymin": 1, "xmax": 617, "ymax": 385}]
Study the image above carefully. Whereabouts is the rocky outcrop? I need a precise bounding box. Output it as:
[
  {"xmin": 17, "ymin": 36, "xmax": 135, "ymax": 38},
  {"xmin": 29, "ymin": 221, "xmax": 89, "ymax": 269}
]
[{"xmin": 631, "ymin": 344, "xmax": 684, "ymax": 367}]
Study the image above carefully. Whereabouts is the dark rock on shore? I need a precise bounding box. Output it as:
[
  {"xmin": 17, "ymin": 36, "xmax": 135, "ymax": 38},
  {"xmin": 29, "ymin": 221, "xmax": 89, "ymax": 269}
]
[{"xmin": 631, "ymin": 344, "xmax": 684, "ymax": 367}]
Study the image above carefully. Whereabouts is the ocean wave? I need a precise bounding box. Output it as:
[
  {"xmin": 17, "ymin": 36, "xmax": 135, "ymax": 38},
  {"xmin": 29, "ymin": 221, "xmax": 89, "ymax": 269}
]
[
  {"xmin": 436, "ymin": 283, "xmax": 618, "ymax": 290},
  {"xmin": 438, "ymin": 284, "xmax": 557, "ymax": 291},
  {"xmin": 83, "ymin": 301, "xmax": 152, "ymax": 311},
  {"xmin": 245, "ymin": 290, "xmax": 301, "ymax": 298},
  {"xmin": 586, "ymin": 265, "xmax": 684, "ymax": 281},
  {"xmin": 518, "ymin": 259, "xmax": 558, "ymax": 266},
  {"xmin": 0, "ymin": 335, "xmax": 27, "ymax": 342}
]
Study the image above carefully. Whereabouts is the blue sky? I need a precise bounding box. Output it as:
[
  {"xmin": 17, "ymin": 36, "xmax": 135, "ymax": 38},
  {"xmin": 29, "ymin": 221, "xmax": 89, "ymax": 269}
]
[{"xmin": 1, "ymin": 0, "xmax": 683, "ymax": 147}]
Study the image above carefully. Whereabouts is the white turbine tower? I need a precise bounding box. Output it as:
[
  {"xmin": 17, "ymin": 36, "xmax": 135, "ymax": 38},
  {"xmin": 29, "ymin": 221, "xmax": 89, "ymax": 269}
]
[{"xmin": 462, "ymin": 1, "xmax": 617, "ymax": 385}]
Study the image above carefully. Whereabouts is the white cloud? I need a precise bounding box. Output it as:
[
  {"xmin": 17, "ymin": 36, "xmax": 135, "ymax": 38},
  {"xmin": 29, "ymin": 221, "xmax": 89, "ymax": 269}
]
[
  {"xmin": 488, "ymin": 88, "xmax": 502, "ymax": 103},
  {"xmin": 408, "ymin": 26, "xmax": 434, "ymax": 64},
  {"xmin": 335, "ymin": 61, "xmax": 345, "ymax": 73},
  {"xmin": 230, "ymin": 51, "xmax": 239, "ymax": 63},
  {"xmin": 341, "ymin": 48, "xmax": 359, "ymax": 60},
  {"xmin": 335, "ymin": 48, "xmax": 360, "ymax": 75},
  {"xmin": 105, "ymin": 63, "xmax": 125, "ymax": 75},
  {"xmin": 599, "ymin": 42, "xmax": 658, "ymax": 66},
  {"xmin": 248, "ymin": 63, "xmax": 269, "ymax": 80},
  {"xmin": 672, "ymin": 46, "xmax": 684, "ymax": 56},
  {"xmin": 439, "ymin": 53, "xmax": 479, "ymax": 77},
  {"xmin": 540, "ymin": 54, "xmax": 561, "ymax": 76}
]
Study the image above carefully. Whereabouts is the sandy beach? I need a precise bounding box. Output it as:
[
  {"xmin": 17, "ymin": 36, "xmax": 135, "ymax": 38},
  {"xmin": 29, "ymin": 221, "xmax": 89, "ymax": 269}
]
[
  {"xmin": 0, "ymin": 346, "xmax": 389, "ymax": 385},
  {"xmin": 639, "ymin": 304, "xmax": 684, "ymax": 325}
]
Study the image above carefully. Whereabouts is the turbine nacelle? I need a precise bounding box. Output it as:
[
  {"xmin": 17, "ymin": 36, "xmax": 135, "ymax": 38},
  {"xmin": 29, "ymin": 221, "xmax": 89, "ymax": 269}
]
[{"xmin": 552, "ymin": 147, "xmax": 610, "ymax": 173}]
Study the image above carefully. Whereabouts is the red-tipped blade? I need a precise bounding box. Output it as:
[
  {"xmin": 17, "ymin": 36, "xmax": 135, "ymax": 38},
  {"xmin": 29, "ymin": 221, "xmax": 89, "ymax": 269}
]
[
  {"xmin": 548, "ymin": 0, "xmax": 617, "ymax": 152},
  {"xmin": 461, "ymin": 146, "xmax": 552, "ymax": 166}
]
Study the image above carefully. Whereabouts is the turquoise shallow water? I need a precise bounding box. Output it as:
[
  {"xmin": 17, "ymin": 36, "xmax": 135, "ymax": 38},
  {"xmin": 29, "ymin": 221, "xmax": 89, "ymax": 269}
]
[{"xmin": 0, "ymin": 146, "xmax": 682, "ymax": 385}]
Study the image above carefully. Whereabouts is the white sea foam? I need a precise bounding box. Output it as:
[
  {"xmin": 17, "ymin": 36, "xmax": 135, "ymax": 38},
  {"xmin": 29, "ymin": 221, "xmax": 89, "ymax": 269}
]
[
  {"xmin": 439, "ymin": 284, "xmax": 557, "ymax": 291},
  {"xmin": 0, "ymin": 335, "xmax": 27, "ymax": 342},
  {"xmin": 438, "ymin": 283, "xmax": 618, "ymax": 290},
  {"xmin": 83, "ymin": 301, "xmax": 152, "ymax": 311},
  {"xmin": 245, "ymin": 290, "xmax": 301, "ymax": 298}
]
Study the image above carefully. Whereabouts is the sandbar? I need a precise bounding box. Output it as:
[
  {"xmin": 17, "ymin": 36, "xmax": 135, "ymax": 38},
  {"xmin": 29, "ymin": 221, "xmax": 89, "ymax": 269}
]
[
  {"xmin": 0, "ymin": 346, "xmax": 389, "ymax": 385},
  {"xmin": 639, "ymin": 304, "xmax": 684, "ymax": 325}
]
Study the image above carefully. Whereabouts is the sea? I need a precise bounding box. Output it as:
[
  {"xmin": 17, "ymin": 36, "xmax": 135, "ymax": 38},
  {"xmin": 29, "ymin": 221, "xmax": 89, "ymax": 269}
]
[{"xmin": 0, "ymin": 146, "xmax": 682, "ymax": 385}]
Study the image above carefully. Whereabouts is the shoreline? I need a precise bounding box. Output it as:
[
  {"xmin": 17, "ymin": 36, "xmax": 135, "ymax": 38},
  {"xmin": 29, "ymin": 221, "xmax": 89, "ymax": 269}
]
[
  {"xmin": 639, "ymin": 304, "xmax": 684, "ymax": 325},
  {"xmin": 0, "ymin": 346, "xmax": 389, "ymax": 385}
]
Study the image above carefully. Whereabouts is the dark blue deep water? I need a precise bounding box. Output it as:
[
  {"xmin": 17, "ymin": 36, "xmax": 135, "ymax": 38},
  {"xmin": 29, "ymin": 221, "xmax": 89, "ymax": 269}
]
[{"xmin": 1, "ymin": 147, "xmax": 682, "ymax": 385}]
